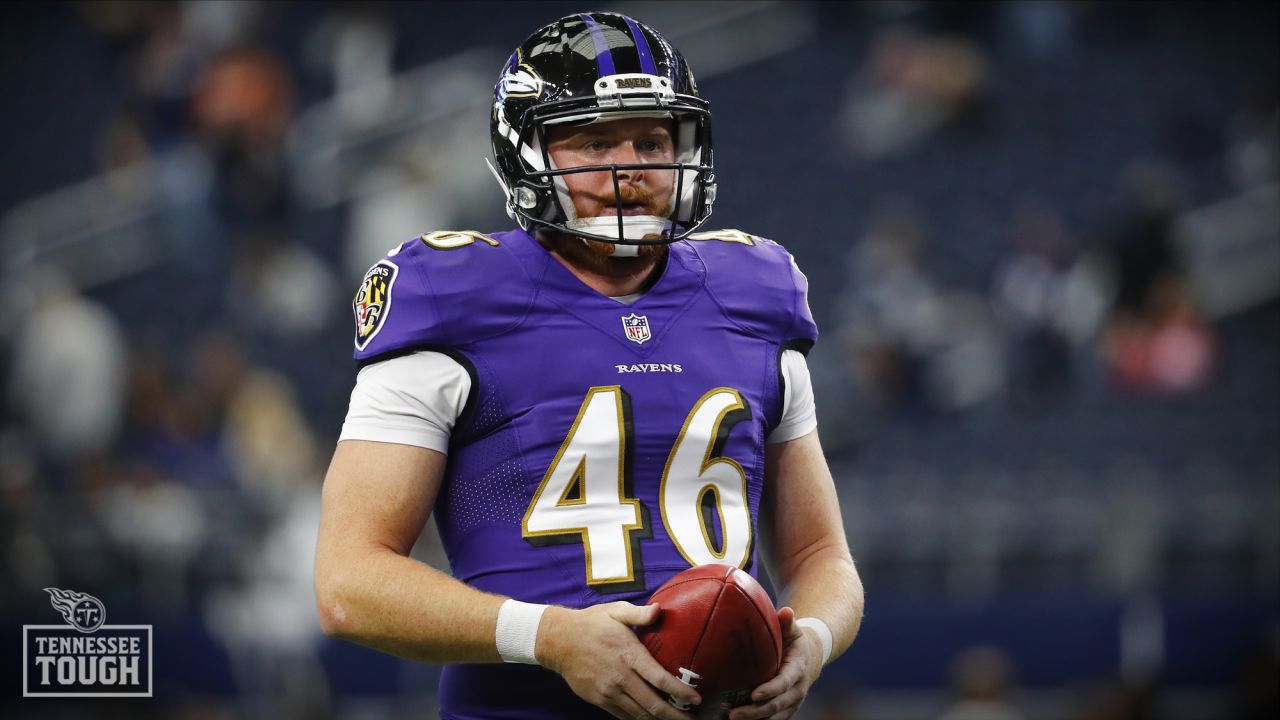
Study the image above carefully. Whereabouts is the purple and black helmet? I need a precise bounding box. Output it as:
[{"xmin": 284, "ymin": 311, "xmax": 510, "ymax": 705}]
[{"xmin": 489, "ymin": 12, "xmax": 716, "ymax": 245}]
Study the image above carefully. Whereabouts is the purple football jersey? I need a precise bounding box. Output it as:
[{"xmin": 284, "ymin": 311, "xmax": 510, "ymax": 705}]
[{"xmin": 351, "ymin": 227, "xmax": 817, "ymax": 719}]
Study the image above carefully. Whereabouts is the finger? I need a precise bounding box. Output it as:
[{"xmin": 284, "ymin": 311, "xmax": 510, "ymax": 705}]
[
  {"xmin": 610, "ymin": 601, "xmax": 662, "ymax": 628},
  {"xmin": 631, "ymin": 649, "xmax": 701, "ymax": 710},
  {"xmin": 730, "ymin": 687, "xmax": 803, "ymax": 720},
  {"xmin": 599, "ymin": 698, "xmax": 633, "ymax": 720},
  {"xmin": 764, "ymin": 702, "xmax": 803, "ymax": 720},
  {"xmin": 731, "ymin": 698, "xmax": 778, "ymax": 720},
  {"xmin": 623, "ymin": 672, "xmax": 698, "ymax": 720},
  {"xmin": 767, "ymin": 688, "xmax": 806, "ymax": 720},
  {"xmin": 776, "ymin": 606, "xmax": 797, "ymax": 637},
  {"xmin": 749, "ymin": 660, "xmax": 804, "ymax": 703}
]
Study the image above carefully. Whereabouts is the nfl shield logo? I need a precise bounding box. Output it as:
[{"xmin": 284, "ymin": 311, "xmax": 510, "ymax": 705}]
[{"xmin": 621, "ymin": 313, "xmax": 652, "ymax": 345}]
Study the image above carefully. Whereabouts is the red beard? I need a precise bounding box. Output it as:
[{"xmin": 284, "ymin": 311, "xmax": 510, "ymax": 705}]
[{"xmin": 548, "ymin": 182, "xmax": 674, "ymax": 274}]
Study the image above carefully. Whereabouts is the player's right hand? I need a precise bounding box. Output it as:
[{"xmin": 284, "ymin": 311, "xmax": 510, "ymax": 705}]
[{"xmin": 537, "ymin": 602, "xmax": 701, "ymax": 720}]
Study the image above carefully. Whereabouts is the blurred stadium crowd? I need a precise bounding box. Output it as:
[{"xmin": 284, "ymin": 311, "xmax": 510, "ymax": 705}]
[{"xmin": 0, "ymin": 2, "xmax": 1277, "ymax": 719}]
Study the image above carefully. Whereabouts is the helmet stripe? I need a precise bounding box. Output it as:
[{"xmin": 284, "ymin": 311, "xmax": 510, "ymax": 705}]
[
  {"xmin": 579, "ymin": 13, "xmax": 616, "ymax": 77},
  {"xmin": 622, "ymin": 16, "xmax": 658, "ymax": 76}
]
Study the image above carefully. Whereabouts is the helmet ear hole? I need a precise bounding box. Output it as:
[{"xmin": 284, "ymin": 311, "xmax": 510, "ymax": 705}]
[{"xmin": 514, "ymin": 187, "xmax": 538, "ymax": 209}]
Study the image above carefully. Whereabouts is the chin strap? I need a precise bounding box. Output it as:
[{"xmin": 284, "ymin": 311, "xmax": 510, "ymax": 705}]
[
  {"xmin": 602, "ymin": 242, "xmax": 640, "ymax": 258},
  {"xmin": 484, "ymin": 157, "xmax": 517, "ymax": 222}
]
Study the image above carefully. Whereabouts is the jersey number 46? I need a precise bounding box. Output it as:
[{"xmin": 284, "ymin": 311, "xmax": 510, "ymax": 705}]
[{"xmin": 521, "ymin": 386, "xmax": 753, "ymax": 593}]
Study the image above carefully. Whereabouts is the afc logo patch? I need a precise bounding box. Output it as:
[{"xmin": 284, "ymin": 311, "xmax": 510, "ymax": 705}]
[
  {"xmin": 621, "ymin": 313, "xmax": 652, "ymax": 345},
  {"xmin": 354, "ymin": 260, "xmax": 399, "ymax": 350}
]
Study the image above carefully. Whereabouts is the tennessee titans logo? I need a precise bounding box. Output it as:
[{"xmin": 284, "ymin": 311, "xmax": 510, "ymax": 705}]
[
  {"xmin": 45, "ymin": 588, "xmax": 105, "ymax": 633},
  {"xmin": 621, "ymin": 313, "xmax": 652, "ymax": 345}
]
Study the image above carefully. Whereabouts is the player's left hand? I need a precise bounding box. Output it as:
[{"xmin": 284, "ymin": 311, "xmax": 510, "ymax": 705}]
[{"xmin": 727, "ymin": 606, "xmax": 822, "ymax": 720}]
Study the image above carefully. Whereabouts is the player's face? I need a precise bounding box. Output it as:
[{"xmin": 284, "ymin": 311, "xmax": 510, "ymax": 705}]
[{"xmin": 544, "ymin": 117, "xmax": 677, "ymax": 220}]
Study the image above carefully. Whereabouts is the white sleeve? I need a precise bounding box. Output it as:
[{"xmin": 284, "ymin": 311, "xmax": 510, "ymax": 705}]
[
  {"xmin": 766, "ymin": 349, "xmax": 817, "ymax": 445},
  {"xmin": 338, "ymin": 350, "xmax": 472, "ymax": 454}
]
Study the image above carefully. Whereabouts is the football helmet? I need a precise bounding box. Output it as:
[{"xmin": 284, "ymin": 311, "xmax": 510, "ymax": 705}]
[{"xmin": 489, "ymin": 12, "xmax": 715, "ymax": 249}]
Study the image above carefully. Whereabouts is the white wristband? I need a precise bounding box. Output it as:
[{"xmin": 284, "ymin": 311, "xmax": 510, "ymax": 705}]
[
  {"xmin": 795, "ymin": 617, "xmax": 833, "ymax": 666},
  {"xmin": 495, "ymin": 599, "xmax": 549, "ymax": 665}
]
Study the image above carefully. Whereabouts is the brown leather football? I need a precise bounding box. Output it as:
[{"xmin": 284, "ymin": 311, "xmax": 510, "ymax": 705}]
[{"xmin": 636, "ymin": 564, "xmax": 783, "ymax": 718}]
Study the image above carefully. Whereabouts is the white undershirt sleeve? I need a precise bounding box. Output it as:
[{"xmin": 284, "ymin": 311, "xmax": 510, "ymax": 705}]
[
  {"xmin": 766, "ymin": 349, "xmax": 817, "ymax": 444},
  {"xmin": 339, "ymin": 351, "xmax": 472, "ymax": 454}
]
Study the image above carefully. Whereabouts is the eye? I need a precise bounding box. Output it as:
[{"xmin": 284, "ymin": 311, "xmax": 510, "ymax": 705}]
[
  {"xmin": 585, "ymin": 139, "xmax": 609, "ymax": 153},
  {"xmin": 638, "ymin": 135, "xmax": 674, "ymax": 156}
]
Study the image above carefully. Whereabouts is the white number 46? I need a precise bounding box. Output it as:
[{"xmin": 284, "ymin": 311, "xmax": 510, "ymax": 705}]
[{"xmin": 521, "ymin": 386, "xmax": 755, "ymax": 591}]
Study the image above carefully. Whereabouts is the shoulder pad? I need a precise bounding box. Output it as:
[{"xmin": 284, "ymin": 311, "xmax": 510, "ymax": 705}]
[
  {"xmin": 352, "ymin": 230, "xmax": 535, "ymax": 361},
  {"xmin": 686, "ymin": 229, "xmax": 818, "ymax": 352}
]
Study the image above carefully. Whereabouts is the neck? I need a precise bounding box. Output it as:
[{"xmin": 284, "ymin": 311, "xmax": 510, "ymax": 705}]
[{"xmin": 538, "ymin": 232, "xmax": 668, "ymax": 298}]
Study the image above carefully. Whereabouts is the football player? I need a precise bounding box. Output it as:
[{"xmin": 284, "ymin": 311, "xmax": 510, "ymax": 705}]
[{"xmin": 315, "ymin": 12, "xmax": 863, "ymax": 720}]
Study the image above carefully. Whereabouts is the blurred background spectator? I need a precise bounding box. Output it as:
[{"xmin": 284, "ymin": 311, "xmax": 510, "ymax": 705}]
[
  {"xmin": 1, "ymin": 1, "xmax": 1277, "ymax": 718},
  {"xmin": 937, "ymin": 646, "xmax": 1025, "ymax": 720}
]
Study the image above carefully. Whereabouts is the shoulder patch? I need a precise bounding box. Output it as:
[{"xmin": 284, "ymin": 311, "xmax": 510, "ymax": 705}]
[
  {"xmin": 421, "ymin": 230, "xmax": 501, "ymax": 250},
  {"xmin": 687, "ymin": 229, "xmax": 757, "ymax": 246},
  {"xmin": 353, "ymin": 259, "xmax": 399, "ymax": 350}
]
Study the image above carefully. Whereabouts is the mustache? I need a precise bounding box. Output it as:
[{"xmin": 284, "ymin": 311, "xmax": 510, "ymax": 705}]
[
  {"xmin": 595, "ymin": 183, "xmax": 660, "ymax": 207},
  {"xmin": 590, "ymin": 184, "xmax": 674, "ymax": 219}
]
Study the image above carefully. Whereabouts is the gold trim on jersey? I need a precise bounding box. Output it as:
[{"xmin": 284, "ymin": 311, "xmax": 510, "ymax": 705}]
[
  {"xmin": 687, "ymin": 229, "xmax": 757, "ymax": 245},
  {"xmin": 695, "ymin": 485, "xmax": 729, "ymax": 560},
  {"xmin": 420, "ymin": 230, "xmax": 501, "ymax": 250}
]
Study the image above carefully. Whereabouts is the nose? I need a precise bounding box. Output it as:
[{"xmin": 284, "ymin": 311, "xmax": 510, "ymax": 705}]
[{"xmin": 610, "ymin": 142, "xmax": 644, "ymax": 182}]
